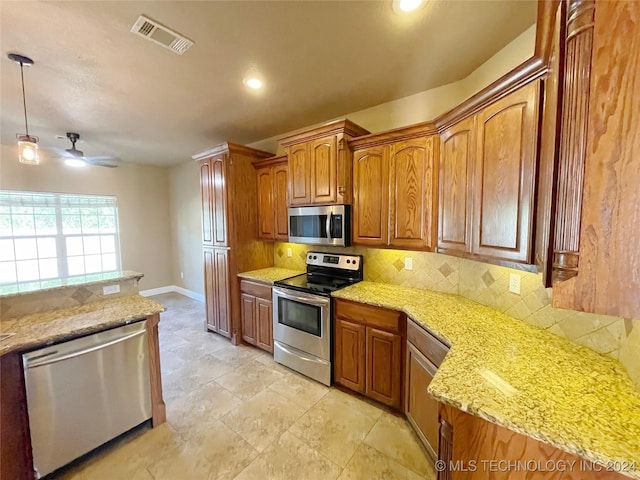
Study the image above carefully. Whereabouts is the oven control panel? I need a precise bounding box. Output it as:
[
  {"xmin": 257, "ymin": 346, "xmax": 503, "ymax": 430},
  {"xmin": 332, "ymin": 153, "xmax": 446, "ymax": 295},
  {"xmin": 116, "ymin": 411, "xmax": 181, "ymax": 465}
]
[{"xmin": 306, "ymin": 252, "xmax": 361, "ymax": 271}]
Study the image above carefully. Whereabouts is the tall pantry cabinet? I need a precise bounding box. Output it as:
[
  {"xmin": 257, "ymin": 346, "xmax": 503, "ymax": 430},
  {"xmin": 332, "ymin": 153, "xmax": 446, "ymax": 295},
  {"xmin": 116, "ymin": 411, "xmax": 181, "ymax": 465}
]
[{"xmin": 194, "ymin": 143, "xmax": 274, "ymax": 345}]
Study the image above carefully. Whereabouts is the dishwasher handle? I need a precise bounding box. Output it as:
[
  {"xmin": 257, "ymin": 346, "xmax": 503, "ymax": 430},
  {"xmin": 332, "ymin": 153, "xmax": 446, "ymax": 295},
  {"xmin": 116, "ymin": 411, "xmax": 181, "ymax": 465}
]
[{"xmin": 25, "ymin": 329, "xmax": 147, "ymax": 369}]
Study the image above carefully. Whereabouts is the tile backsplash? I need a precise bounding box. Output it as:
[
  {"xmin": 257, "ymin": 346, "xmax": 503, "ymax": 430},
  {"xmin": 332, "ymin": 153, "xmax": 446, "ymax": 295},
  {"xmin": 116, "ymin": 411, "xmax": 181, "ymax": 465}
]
[{"xmin": 274, "ymin": 242, "xmax": 640, "ymax": 389}]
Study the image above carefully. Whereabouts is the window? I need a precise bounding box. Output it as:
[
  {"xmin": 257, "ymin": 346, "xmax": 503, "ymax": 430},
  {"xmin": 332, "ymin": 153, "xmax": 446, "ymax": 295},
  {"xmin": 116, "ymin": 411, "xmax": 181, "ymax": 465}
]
[{"xmin": 0, "ymin": 190, "xmax": 121, "ymax": 294}]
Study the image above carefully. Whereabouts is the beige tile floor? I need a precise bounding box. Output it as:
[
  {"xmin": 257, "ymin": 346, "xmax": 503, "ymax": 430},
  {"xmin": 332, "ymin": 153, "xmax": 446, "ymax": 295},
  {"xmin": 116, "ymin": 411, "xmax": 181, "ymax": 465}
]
[{"xmin": 52, "ymin": 292, "xmax": 436, "ymax": 480}]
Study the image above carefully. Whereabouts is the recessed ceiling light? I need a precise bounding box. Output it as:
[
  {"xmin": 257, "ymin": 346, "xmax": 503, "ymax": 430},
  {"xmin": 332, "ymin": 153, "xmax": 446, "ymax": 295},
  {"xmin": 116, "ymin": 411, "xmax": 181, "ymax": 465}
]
[
  {"xmin": 244, "ymin": 77, "xmax": 263, "ymax": 90},
  {"xmin": 394, "ymin": 0, "xmax": 424, "ymax": 13},
  {"xmin": 64, "ymin": 158, "xmax": 86, "ymax": 168}
]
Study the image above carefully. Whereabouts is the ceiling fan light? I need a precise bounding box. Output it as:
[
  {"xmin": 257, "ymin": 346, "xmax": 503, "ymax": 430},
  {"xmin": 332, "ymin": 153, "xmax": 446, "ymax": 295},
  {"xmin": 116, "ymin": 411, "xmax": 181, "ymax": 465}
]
[
  {"xmin": 64, "ymin": 158, "xmax": 87, "ymax": 168},
  {"xmin": 18, "ymin": 137, "xmax": 39, "ymax": 165}
]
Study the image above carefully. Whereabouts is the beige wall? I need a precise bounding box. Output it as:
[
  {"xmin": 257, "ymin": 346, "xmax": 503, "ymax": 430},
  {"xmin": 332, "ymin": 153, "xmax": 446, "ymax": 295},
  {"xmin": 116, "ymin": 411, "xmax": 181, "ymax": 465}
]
[
  {"xmin": 168, "ymin": 159, "xmax": 203, "ymax": 294},
  {"xmin": 249, "ymin": 24, "xmax": 536, "ymax": 154},
  {"xmin": 0, "ymin": 144, "xmax": 172, "ymax": 290}
]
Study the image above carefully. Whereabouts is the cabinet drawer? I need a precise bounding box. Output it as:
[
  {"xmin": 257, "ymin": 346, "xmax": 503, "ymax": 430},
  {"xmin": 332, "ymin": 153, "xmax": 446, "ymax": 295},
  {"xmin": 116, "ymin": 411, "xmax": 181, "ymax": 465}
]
[
  {"xmin": 335, "ymin": 299, "xmax": 403, "ymax": 333},
  {"xmin": 407, "ymin": 318, "xmax": 449, "ymax": 368},
  {"xmin": 239, "ymin": 280, "xmax": 272, "ymax": 300}
]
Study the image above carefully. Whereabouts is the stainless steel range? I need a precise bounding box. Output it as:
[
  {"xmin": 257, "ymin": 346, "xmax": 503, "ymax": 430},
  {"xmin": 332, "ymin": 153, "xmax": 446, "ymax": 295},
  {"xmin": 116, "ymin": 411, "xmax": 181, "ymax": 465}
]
[{"xmin": 273, "ymin": 252, "xmax": 363, "ymax": 386}]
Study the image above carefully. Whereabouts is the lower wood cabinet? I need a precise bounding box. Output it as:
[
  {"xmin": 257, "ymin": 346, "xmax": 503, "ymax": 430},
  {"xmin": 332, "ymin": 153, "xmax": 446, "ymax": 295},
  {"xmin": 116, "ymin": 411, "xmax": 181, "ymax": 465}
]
[
  {"xmin": 333, "ymin": 299, "xmax": 405, "ymax": 410},
  {"xmin": 239, "ymin": 279, "xmax": 273, "ymax": 353},
  {"xmin": 438, "ymin": 403, "xmax": 628, "ymax": 480},
  {"xmin": 405, "ymin": 318, "xmax": 450, "ymax": 462},
  {"xmin": 204, "ymin": 247, "xmax": 230, "ymax": 337}
]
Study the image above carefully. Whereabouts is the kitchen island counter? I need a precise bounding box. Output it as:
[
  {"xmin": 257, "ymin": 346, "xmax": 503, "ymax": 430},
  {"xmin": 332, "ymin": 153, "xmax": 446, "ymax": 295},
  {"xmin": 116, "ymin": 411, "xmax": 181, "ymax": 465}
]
[{"xmin": 332, "ymin": 281, "xmax": 640, "ymax": 479}]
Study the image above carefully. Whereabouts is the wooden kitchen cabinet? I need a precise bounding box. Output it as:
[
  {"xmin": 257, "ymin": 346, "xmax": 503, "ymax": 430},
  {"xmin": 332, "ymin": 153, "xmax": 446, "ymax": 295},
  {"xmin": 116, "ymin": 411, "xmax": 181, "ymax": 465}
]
[
  {"xmin": 437, "ymin": 81, "xmax": 540, "ymax": 265},
  {"xmin": 334, "ymin": 318, "xmax": 366, "ymax": 393},
  {"xmin": 239, "ymin": 279, "xmax": 273, "ymax": 353},
  {"xmin": 350, "ymin": 125, "xmax": 438, "ymax": 250},
  {"xmin": 366, "ymin": 327, "xmax": 402, "ymax": 408},
  {"xmin": 438, "ymin": 117, "xmax": 475, "ymax": 256},
  {"xmin": 254, "ymin": 155, "xmax": 289, "ymax": 241},
  {"xmin": 280, "ymin": 119, "xmax": 369, "ymax": 206},
  {"xmin": 438, "ymin": 403, "xmax": 628, "ymax": 480},
  {"xmin": 405, "ymin": 319, "xmax": 451, "ymax": 462},
  {"xmin": 195, "ymin": 143, "xmax": 274, "ymax": 344},
  {"xmin": 334, "ymin": 299, "xmax": 405, "ymax": 410},
  {"xmin": 204, "ymin": 247, "xmax": 230, "ymax": 337},
  {"xmin": 548, "ymin": 1, "xmax": 640, "ymax": 319},
  {"xmin": 352, "ymin": 145, "xmax": 390, "ymax": 246}
]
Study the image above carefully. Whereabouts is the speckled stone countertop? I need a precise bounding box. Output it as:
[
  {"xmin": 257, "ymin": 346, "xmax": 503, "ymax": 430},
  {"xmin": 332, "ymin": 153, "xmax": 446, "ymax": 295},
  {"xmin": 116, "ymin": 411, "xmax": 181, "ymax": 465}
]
[
  {"xmin": 0, "ymin": 295, "xmax": 165, "ymax": 356},
  {"xmin": 333, "ymin": 282, "xmax": 640, "ymax": 478},
  {"xmin": 237, "ymin": 267, "xmax": 304, "ymax": 285},
  {"xmin": 0, "ymin": 270, "xmax": 144, "ymax": 298}
]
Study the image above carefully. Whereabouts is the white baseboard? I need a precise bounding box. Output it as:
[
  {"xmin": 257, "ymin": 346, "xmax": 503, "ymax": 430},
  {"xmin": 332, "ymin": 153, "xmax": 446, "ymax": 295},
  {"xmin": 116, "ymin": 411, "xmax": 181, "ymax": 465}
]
[{"xmin": 139, "ymin": 285, "xmax": 205, "ymax": 303}]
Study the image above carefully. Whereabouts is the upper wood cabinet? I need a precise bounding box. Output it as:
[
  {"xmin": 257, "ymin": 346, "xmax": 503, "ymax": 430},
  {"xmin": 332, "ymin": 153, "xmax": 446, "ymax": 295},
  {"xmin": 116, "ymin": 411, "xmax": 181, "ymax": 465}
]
[
  {"xmin": 200, "ymin": 154, "xmax": 228, "ymax": 247},
  {"xmin": 194, "ymin": 142, "xmax": 274, "ymax": 344},
  {"xmin": 352, "ymin": 145, "xmax": 389, "ymax": 246},
  {"xmin": 351, "ymin": 126, "xmax": 438, "ymax": 251},
  {"xmin": 438, "ymin": 117, "xmax": 475, "ymax": 256},
  {"xmin": 550, "ymin": 0, "xmax": 640, "ymax": 318},
  {"xmin": 279, "ymin": 119, "xmax": 369, "ymax": 206},
  {"xmin": 437, "ymin": 81, "xmax": 540, "ymax": 265},
  {"xmin": 473, "ymin": 81, "xmax": 539, "ymax": 263},
  {"xmin": 254, "ymin": 156, "xmax": 289, "ymax": 241}
]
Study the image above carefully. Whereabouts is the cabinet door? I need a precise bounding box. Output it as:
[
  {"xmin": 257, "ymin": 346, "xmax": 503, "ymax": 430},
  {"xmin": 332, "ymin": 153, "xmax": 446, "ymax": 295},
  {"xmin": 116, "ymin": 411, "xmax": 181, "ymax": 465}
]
[
  {"xmin": 203, "ymin": 248, "xmax": 217, "ymax": 331},
  {"xmin": 334, "ymin": 318, "xmax": 366, "ymax": 393},
  {"xmin": 310, "ymin": 135, "xmax": 338, "ymax": 204},
  {"xmin": 366, "ymin": 328, "xmax": 402, "ymax": 409},
  {"xmin": 213, "ymin": 248, "xmax": 231, "ymax": 338},
  {"xmin": 438, "ymin": 116, "xmax": 475, "ymax": 255},
  {"xmin": 210, "ymin": 154, "xmax": 228, "ymax": 247},
  {"xmin": 200, "ymin": 159, "xmax": 214, "ymax": 246},
  {"xmin": 256, "ymin": 298, "xmax": 273, "ymax": 353},
  {"xmin": 256, "ymin": 166, "xmax": 274, "ymax": 240},
  {"xmin": 473, "ymin": 82, "xmax": 539, "ymax": 263},
  {"xmin": 273, "ymin": 164, "xmax": 289, "ymax": 240},
  {"xmin": 390, "ymin": 136, "xmax": 437, "ymax": 250},
  {"xmin": 352, "ymin": 146, "xmax": 389, "ymax": 246},
  {"xmin": 241, "ymin": 293, "xmax": 257, "ymax": 345},
  {"xmin": 406, "ymin": 342, "xmax": 439, "ymax": 461},
  {"xmin": 288, "ymin": 143, "xmax": 311, "ymax": 205}
]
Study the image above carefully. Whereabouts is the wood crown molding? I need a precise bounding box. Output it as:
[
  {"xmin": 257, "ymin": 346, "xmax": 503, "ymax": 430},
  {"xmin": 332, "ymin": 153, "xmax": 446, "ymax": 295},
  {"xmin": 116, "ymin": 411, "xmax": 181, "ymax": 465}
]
[
  {"xmin": 252, "ymin": 155, "xmax": 288, "ymax": 169},
  {"xmin": 435, "ymin": 57, "xmax": 547, "ymax": 131},
  {"xmin": 535, "ymin": 0, "xmax": 562, "ymax": 63},
  {"xmin": 278, "ymin": 119, "xmax": 370, "ymax": 146},
  {"xmin": 192, "ymin": 142, "xmax": 273, "ymax": 161},
  {"xmin": 348, "ymin": 121, "xmax": 438, "ymax": 150}
]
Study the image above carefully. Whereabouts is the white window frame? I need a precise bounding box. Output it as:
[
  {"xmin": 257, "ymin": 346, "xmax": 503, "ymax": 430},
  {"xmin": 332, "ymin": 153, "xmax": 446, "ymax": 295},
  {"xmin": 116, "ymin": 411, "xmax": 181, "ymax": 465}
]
[{"xmin": 0, "ymin": 190, "xmax": 122, "ymax": 294}]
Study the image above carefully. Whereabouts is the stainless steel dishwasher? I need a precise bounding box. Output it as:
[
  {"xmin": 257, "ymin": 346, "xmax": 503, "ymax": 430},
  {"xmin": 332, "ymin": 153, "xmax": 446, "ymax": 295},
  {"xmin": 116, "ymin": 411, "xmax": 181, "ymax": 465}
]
[{"xmin": 23, "ymin": 320, "xmax": 152, "ymax": 478}]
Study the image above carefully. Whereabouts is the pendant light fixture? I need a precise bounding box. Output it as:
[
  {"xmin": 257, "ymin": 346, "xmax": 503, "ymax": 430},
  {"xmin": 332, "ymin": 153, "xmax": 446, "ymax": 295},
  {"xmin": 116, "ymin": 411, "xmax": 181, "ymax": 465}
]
[{"xmin": 8, "ymin": 53, "xmax": 39, "ymax": 165}]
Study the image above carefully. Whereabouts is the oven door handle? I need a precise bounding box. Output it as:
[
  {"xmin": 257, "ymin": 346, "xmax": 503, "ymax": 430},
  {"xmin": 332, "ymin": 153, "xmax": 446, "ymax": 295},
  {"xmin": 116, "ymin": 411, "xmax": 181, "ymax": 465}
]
[{"xmin": 273, "ymin": 287, "xmax": 330, "ymax": 307}]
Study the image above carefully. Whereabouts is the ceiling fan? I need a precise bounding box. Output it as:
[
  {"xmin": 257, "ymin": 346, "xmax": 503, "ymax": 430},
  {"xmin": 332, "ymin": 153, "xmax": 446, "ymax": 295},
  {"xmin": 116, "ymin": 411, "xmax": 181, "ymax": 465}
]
[{"xmin": 52, "ymin": 132, "xmax": 120, "ymax": 168}]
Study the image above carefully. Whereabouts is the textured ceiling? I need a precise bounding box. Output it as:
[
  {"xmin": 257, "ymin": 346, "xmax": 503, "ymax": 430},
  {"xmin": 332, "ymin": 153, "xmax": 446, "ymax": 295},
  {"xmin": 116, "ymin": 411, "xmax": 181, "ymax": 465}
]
[{"xmin": 0, "ymin": 1, "xmax": 536, "ymax": 166}]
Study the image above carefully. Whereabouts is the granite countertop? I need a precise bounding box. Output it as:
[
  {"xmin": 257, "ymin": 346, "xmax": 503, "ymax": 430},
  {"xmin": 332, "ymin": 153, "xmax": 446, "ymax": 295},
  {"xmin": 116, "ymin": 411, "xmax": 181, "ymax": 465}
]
[
  {"xmin": 237, "ymin": 267, "xmax": 304, "ymax": 285},
  {"xmin": 333, "ymin": 281, "xmax": 640, "ymax": 479},
  {"xmin": 0, "ymin": 295, "xmax": 165, "ymax": 356},
  {"xmin": 0, "ymin": 270, "xmax": 144, "ymax": 298}
]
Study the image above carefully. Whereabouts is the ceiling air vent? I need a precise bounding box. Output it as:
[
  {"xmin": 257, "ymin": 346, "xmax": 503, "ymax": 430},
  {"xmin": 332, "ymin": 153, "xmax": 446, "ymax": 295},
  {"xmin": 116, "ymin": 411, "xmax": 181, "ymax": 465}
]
[{"xmin": 130, "ymin": 15, "xmax": 194, "ymax": 55}]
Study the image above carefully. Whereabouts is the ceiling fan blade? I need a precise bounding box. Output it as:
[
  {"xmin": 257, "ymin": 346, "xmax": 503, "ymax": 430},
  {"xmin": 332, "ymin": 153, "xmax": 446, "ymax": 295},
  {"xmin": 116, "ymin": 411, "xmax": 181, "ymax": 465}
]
[
  {"xmin": 43, "ymin": 147, "xmax": 76, "ymax": 159},
  {"xmin": 66, "ymin": 148, "xmax": 84, "ymax": 158},
  {"xmin": 84, "ymin": 156, "xmax": 120, "ymax": 168}
]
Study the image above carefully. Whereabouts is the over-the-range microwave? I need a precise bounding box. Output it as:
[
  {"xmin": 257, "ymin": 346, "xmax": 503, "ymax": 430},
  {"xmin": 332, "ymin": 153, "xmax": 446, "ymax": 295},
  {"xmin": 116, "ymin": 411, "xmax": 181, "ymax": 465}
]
[{"xmin": 288, "ymin": 205, "xmax": 350, "ymax": 247}]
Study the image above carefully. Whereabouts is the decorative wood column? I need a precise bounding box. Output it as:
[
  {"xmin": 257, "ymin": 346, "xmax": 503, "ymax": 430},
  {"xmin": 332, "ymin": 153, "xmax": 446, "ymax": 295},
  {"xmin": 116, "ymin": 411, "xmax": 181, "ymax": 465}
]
[
  {"xmin": 552, "ymin": 0, "xmax": 596, "ymax": 283},
  {"xmin": 146, "ymin": 313, "xmax": 166, "ymax": 426}
]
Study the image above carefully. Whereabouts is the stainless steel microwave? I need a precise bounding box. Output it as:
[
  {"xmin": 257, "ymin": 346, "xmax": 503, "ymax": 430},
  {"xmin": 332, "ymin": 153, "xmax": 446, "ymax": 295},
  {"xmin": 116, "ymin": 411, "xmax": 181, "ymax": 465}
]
[{"xmin": 288, "ymin": 205, "xmax": 350, "ymax": 247}]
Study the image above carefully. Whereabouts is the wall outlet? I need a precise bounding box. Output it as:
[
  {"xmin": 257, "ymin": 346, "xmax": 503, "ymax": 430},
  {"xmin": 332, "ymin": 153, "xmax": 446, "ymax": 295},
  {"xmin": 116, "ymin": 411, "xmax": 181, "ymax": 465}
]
[
  {"xmin": 287, "ymin": 247, "xmax": 292, "ymax": 257},
  {"xmin": 180, "ymin": 271, "xmax": 184, "ymax": 279},
  {"xmin": 404, "ymin": 258, "xmax": 413, "ymax": 271},
  {"xmin": 509, "ymin": 273, "xmax": 521, "ymax": 295},
  {"xmin": 103, "ymin": 284, "xmax": 121, "ymax": 295}
]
